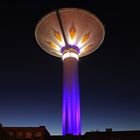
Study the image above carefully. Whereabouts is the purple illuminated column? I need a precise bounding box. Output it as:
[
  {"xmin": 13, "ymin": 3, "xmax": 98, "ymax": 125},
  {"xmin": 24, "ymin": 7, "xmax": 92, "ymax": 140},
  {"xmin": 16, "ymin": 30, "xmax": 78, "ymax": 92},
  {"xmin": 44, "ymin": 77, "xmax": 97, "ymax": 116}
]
[{"xmin": 62, "ymin": 56, "xmax": 81, "ymax": 135}]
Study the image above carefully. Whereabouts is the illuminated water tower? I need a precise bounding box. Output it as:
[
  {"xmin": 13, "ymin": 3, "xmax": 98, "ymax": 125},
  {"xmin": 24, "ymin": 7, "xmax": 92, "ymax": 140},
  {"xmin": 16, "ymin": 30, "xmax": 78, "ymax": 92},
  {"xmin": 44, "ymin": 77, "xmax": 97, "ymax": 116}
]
[{"xmin": 35, "ymin": 8, "xmax": 105, "ymax": 135}]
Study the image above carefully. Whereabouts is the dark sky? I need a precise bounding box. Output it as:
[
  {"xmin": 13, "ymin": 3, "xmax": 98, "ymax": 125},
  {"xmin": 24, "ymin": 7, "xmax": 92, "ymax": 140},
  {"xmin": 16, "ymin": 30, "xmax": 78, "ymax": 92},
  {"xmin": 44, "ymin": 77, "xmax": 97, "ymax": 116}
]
[{"xmin": 0, "ymin": 0, "xmax": 140, "ymax": 135}]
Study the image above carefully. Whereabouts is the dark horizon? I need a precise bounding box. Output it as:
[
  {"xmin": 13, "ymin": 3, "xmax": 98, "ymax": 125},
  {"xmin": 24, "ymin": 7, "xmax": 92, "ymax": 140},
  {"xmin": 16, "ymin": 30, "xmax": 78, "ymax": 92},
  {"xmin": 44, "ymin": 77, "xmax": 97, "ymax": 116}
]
[
  {"xmin": 1, "ymin": 124, "xmax": 140, "ymax": 140},
  {"xmin": 0, "ymin": 0, "xmax": 140, "ymax": 135}
]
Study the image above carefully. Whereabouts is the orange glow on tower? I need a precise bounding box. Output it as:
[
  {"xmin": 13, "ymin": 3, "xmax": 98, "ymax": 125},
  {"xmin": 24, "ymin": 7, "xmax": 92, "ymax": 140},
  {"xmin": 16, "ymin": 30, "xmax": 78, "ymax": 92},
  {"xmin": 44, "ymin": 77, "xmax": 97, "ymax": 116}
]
[
  {"xmin": 80, "ymin": 44, "xmax": 93, "ymax": 52},
  {"xmin": 81, "ymin": 32, "xmax": 91, "ymax": 44},
  {"xmin": 53, "ymin": 29, "xmax": 62, "ymax": 42},
  {"xmin": 46, "ymin": 41, "xmax": 60, "ymax": 51},
  {"xmin": 69, "ymin": 24, "xmax": 76, "ymax": 40}
]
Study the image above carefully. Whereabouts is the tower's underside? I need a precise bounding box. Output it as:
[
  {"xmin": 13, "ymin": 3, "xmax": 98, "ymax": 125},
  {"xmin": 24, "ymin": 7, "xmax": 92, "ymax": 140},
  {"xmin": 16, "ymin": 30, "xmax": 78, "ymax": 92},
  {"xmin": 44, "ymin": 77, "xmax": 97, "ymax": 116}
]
[{"xmin": 62, "ymin": 56, "xmax": 80, "ymax": 135}]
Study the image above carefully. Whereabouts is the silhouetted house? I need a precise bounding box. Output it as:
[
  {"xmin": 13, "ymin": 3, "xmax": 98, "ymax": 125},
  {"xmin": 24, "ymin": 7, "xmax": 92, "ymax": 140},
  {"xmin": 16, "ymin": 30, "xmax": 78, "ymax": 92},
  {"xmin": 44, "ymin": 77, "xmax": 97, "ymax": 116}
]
[
  {"xmin": 1, "ymin": 123, "xmax": 140, "ymax": 140},
  {"xmin": 84, "ymin": 131, "xmax": 140, "ymax": 140},
  {"xmin": 49, "ymin": 130, "xmax": 140, "ymax": 140},
  {"xmin": 2, "ymin": 125, "xmax": 50, "ymax": 140},
  {"xmin": 0, "ymin": 123, "xmax": 12, "ymax": 140}
]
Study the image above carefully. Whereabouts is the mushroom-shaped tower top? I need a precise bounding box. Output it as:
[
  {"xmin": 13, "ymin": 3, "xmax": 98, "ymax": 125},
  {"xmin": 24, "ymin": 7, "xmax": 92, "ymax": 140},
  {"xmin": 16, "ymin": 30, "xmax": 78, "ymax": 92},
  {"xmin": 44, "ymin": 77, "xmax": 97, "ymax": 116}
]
[{"xmin": 35, "ymin": 8, "xmax": 105, "ymax": 58}]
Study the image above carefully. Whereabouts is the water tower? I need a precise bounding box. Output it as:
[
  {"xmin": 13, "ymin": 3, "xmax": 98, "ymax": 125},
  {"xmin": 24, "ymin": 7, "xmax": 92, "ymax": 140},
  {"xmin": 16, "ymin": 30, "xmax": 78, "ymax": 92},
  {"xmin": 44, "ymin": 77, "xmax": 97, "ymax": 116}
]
[{"xmin": 35, "ymin": 8, "xmax": 105, "ymax": 135}]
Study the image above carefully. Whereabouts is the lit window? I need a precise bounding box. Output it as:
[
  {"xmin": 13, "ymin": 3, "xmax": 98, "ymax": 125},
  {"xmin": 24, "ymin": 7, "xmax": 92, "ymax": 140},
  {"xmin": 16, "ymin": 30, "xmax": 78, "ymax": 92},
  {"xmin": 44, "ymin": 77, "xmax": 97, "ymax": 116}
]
[
  {"xmin": 25, "ymin": 132, "xmax": 32, "ymax": 138},
  {"xmin": 16, "ymin": 132, "xmax": 23, "ymax": 138},
  {"xmin": 9, "ymin": 132, "xmax": 13, "ymax": 136},
  {"xmin": 62, "ymin": 52, "xmax": 78, "ymax": 60},
  {"xmin": 35, "ymin": 132, "xmax": 42, "ymax": 137}
]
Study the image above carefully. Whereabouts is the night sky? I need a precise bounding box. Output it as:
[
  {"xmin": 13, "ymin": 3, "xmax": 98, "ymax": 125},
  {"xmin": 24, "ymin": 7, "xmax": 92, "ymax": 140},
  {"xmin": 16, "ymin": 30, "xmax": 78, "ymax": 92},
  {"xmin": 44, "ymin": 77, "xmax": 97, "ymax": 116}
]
[{"xmin": 0, "ymin": 0, "xmax": 140, "ymax": 135}]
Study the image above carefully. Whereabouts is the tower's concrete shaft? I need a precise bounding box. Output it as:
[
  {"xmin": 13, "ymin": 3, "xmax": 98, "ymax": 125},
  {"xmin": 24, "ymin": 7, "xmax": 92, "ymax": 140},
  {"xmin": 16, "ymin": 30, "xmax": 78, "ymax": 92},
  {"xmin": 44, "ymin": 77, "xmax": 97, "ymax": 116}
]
[{"xmin": 62, "ymin": 56, "xmax": 80, "ymax": 135}]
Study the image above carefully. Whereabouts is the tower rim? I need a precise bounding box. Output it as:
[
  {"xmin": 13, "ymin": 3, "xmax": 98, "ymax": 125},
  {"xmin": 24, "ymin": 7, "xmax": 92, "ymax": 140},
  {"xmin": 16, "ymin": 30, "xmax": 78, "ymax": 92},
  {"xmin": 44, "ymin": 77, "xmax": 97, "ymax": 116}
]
[{"xmin": 35, "ymin": 7, "xmax": 105, "ymax": 58}]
